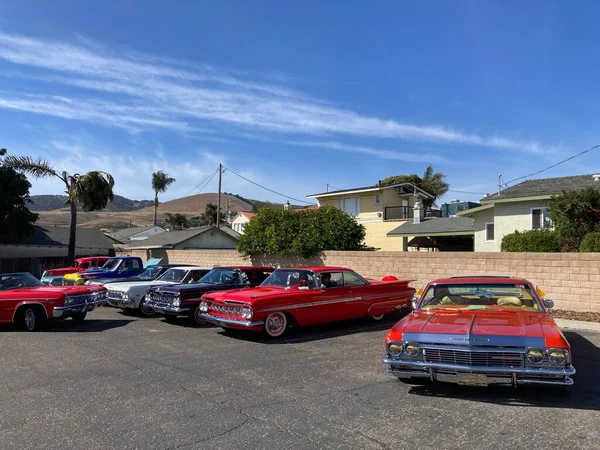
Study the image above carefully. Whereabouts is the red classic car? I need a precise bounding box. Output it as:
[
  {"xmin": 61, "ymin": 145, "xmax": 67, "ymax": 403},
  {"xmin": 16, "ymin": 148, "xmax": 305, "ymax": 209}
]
[
  {"xmin": 383, "ymin": 275, "xmax": 576, "ymax": 387},
  {"xmin": 41, "ymin": 256, "xmax": 111, "ymax": 285},
  {"xmin": 0, "ymin": 272, "xmax": 108, "ymax": 331},
  {"xmin": 198, "ymin": 266, "xmax": 415, "ymax": 337}
]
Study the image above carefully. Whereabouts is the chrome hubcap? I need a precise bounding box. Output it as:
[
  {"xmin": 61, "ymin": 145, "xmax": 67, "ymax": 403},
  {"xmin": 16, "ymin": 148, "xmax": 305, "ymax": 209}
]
[
  {"xmin": 371, "ymin": 314, "xmax": 384, "ymax": 321},
  {"xmin": 25, "ymin": 309, "xmax": 35, "ymax": 330},
  {"xmin": 266, "ymin": 313, "xmax": 285, "ymax": 336},
  {"xmin": 194, "ymin": 308, "xmax": 206, "ymax": 324},
  {"xmin": 140, "ymin": 303, "xmax": 155, "ymax": 316}
]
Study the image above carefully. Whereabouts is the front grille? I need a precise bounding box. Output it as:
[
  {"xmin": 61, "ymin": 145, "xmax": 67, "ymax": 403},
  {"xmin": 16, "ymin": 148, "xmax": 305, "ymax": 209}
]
[
  {"xmin": 423, "ymin": 347, "xmax": 524, "ymax": 368},
  {"xmin": 67, "ymin": 294, "xmax": 94, "ymax": 305},
  {"xmin": 210, "ymin": 303, "xmax": 242, "ymax": 317},
  {"xmin": 149, "ymin": 292, "xmax": 176, "ymax": 307},
  {"xmin": 107, "ymin": 290, "xmax": 125, "ymax": 300}
]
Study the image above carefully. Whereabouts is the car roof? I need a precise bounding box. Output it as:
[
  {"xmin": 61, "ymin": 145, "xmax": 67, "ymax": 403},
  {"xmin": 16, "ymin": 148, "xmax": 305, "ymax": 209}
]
[
  {"xmin": 429, "ymin": 275, "xmax": 532, "ymax": 286},
  {"xmin": 281, "ymin": 266, "xmax": 354, "ymax": 273},
  {"xmin": 212, "ymin": 266, "xmax": 274, "ymax": 271},
  {"xmin": 168, "ymin": 266, "xmax": 212, "ymax": 270}
]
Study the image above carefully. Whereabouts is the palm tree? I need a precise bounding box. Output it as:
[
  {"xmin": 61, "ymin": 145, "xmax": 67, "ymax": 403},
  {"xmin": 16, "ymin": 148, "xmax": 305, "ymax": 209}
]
[
  {"xmin": 152, "ymin": 171, "xmax": 176, "ymax": 226},
  {"xmin": 4, "ymin": 155, "xmax": 114, "ymax": 263},
  {"xmin": 420, "ymin": 165, "xmax": 449, "ymax": 208}
]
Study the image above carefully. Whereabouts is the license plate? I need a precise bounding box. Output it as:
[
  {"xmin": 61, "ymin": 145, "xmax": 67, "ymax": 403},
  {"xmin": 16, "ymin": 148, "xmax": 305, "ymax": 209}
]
[{"xmin": 457, "ymin": 373, "xmax": 488, "ymax": 386}]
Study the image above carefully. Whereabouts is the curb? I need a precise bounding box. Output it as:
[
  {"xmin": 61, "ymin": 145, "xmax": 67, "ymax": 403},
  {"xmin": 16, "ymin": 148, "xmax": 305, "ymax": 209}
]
[{"xmin": 555, "ymin": 318, "xmax": 600, "ymax": 333}]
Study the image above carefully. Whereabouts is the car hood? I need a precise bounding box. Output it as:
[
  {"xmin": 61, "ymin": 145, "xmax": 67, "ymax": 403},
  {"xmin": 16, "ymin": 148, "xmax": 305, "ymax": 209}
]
[
  {"xmin": 387, "ymin": 309, "xmax": 565, "ymax": 348},
  {"xmin": 43, "ymin": 267, "xmax": 76, "ymax": 276},
  {"xmin": 105, "ymin": 279, "xmax": 180, "ymax": 291},
  {"xmin": 156, "ymin": 282, "xmax": 242, "ymax": 293},
  {"xmin": 0, "ymin": 285, "xmax": 104, "ymax": 298},
  {"xmin": 206, "ymin": 286, "xmax": 306, "ymax": 304}
]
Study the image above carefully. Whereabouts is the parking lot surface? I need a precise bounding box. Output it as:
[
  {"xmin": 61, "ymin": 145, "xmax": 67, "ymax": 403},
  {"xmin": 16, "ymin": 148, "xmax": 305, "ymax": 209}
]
[{"xmin": 1, "ymin": 307, "xmax": 599, "ymax": 450}]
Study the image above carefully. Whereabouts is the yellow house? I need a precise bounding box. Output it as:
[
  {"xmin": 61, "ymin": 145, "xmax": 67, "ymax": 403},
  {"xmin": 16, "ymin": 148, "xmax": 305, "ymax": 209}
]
[{"xmin": 306, "ymin": 183, "xmax": 434, "ymax": 251}]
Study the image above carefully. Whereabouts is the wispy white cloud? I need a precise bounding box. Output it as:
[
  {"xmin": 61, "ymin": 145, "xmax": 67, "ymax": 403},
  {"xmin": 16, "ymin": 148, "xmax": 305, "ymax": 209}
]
[{"xmin": 0, "ymin": 31, "xmax": 554, "ymax": 155}]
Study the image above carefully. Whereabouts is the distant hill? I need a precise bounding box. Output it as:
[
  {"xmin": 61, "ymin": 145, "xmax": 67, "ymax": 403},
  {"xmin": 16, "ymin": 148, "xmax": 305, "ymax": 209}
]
[
  {"xmin": 32, "ymin": 192, "xmax": 305, "ymax": 230},
  {"xmin": 29, "ymin": 195, "xmax": 154, "ymax": 212}
]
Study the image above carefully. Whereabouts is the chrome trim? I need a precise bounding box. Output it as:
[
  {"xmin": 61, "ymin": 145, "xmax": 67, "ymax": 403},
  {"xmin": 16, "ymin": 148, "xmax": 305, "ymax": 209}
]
[
  {"xmin": 199, "ymin": 313, "xmax": 263, "ymax": 328},
  {"xmin": 402, "ymin": 332, "xmax": 546, "ymax": 348},
  {"xmin": 144, "ymin": 300, "xmax": 190, "ymax": 314},
  {"xmin": 106, "ymin": 299, "xmax": 135, "ymax": 309}
]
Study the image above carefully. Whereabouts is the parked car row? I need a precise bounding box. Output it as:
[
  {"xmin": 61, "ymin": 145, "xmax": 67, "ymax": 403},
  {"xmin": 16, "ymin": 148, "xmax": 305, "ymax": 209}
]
[{"xmin": 2, "ymin": 262, "xmax": 576, "ymax": 389}]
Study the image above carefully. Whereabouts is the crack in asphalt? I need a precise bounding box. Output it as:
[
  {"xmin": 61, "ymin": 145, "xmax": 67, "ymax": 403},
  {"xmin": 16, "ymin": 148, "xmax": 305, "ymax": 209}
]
[{"xmin": 356, "ymin": 431, "xmax": 393, "ymax": 450}]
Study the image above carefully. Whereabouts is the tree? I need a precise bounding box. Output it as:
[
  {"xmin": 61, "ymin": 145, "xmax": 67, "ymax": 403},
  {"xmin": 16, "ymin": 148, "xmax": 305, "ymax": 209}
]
[
  {"xmin": 164, "ymin": 212, "xmax": 189, "ymax": 230},
  {"xmin": 152, "ymin": 171, "xmax": 176, "ymax": 226},
  {"xmin": 549, "ymin": 188, "xmax": 600, "ymax": 251},
  {"xmin": 4, "ymin": 154, "xmax": 114, "ymax": 262},
  {"xmin": 379, "ymin": 165, "xmax": 449, "ymax": 208},
  {"xmin": 190, "ymin": 203, "xmax": 227, "ymax": 227},
  {"xmin": 237, "ymin": 205, "xmax": 366, "ymax": 258},
  {"xmin": 0, "ymin": 149, "xmax": 39, "ymax": 238}
]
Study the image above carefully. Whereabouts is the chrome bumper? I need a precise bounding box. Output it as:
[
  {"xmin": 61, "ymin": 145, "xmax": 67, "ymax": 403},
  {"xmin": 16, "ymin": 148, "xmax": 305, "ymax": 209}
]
[
  {"xmin": 199, "ymin": 313, "xmax": 264, "ymax": 328},
  {"xmin": 53, "ymin": 297, "xmax": 106, "ymax": 318},
  {"xmin": 382, "ymin": 356, "xmax": 576, "ymax": 386},
  {"xmin": 107, "ymin": 297, "xmax": 135, "ymax": 309},
  {"xmin": 142, "ymin": 298, "xmax": 189, "ymax": 314}
]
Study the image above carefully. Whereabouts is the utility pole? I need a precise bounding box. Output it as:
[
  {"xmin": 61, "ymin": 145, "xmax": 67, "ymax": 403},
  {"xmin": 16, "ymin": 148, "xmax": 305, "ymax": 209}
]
[
  {"xmin": 217, "ymin": 163, "xmax": 223, "ymax": 228},
  {"xmin": 327, "ymin": 183, "xmax": 330, "ymax": 192}
]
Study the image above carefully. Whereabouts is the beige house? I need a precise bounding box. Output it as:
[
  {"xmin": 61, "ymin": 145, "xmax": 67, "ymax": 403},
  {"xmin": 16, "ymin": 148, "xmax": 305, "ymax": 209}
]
[
  {"xmin": 231, "ymin": 211, "xmax": 256, "ymax": 234},
  {"xmin": 306, "ymin": 183, "xmax": 434, "ymax": 250},
  {"xmin": 125, "ymin": 226, "xmax": 240, "ymax": 250},
  {"xmin": 458, "ymin": 173, "xmax": 600, "ymax": 251}
]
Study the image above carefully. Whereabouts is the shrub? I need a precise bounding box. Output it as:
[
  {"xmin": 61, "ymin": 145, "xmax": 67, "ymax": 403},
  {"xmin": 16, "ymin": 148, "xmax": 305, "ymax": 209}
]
[
  {"xmin": 579, "ymin": 232, "xmax": 600, "ymax": 252},
  {"xmin": 501, "ymin": 229, "xmax": 562, "ymax": 252}
]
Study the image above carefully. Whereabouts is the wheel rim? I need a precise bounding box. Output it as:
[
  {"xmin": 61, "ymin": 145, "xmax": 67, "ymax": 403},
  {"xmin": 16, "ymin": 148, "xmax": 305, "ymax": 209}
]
[
  {"xmin": 371, "ymin": 314, "xmax": 384, "ymax": 321},
  {"xmin": 194, "ymin": 307, "xmax": 206, "ymax": 325},
  {"xmin": 140, "ymin": 298, "xmax": 155, "ymax": 316},
  {"xmin": 24, "ymin": 309, "xmax": 36, "ymax": 330},
  {"xmin": 265, "ymin": 313, "xmax": 286, "ymax": 337}
]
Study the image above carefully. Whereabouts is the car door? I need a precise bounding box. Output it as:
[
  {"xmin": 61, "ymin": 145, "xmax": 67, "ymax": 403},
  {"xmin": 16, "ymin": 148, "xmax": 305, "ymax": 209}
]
[
  {"xmin": 119, "ymin": 259, "xmax": 142, "ymax": 278},
  {"xmin": 294, "ymin": 272, "xmax": 355, "ymax": 326}
]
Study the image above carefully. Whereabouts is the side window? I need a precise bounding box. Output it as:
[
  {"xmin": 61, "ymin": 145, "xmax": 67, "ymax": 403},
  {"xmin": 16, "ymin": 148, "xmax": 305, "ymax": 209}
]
[
  {"xmin": 131, "ymin": 260, "xmax": 141, "ymax": 270},
  {"xmin": 320, "ymin": 272, "xmax": 343, "ymax": 288},
  {"xmin": 342, "ymin": 271, "xmax": 369, "ymax": 287},
  {"xmin": 81, "ymin": 262, "xmax": 90, "ymax": 269},
  {"xmin": 485, "ymin": 222, "xmax": 495, "ymax": 242}
]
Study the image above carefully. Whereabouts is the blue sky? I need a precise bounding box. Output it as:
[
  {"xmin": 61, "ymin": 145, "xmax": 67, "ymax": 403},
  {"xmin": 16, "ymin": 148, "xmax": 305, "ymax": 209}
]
[{"xmin": 1, "ymin": 1, "xmax": 600, "ymax": 206}]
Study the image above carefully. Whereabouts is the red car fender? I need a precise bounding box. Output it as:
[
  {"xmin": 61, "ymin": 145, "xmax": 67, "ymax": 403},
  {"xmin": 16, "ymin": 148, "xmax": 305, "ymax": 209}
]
[{"xmin": 11, "ymin": 301, "xmax": 52, "ymax": 323}]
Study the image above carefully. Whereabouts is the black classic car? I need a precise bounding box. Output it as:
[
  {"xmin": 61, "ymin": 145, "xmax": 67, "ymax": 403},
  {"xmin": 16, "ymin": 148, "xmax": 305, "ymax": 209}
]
[
  {"xmin": 144, "ymin": 266, "xmax": 274, "ymax": 325},
  {"xmin": 85, "ymin": 264, "xmax": 192, "ymax": 286}
]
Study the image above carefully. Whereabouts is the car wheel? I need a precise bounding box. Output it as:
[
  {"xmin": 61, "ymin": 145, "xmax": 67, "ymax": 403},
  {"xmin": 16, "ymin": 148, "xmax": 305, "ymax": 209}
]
[
  {"xmin": 264, "ymin": 312, "xmax": 287, "ymax": 338},
  {"xmin": 138, "ymin": 297, "xmax": 156, "ymax": 317},
  {"xmin": 371, "ymin": 314, "xmax": 384, "ymax": 321},
  {"xmin": 23, "ymin": 306, "xmax": 44, "ymax": 332},
  {"xmin": 72, "ymin": 312, "xmax": 87, "ymax": 324},
  {"xmin": 190, "ymin": 305, "xmax": 207, "ymax": 325}
]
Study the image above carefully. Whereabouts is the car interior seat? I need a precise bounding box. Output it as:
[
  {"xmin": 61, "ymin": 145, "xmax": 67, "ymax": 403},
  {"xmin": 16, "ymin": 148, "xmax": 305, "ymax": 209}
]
[{"xmin": 496, "ymin": 296, "xmax": 523, "ymax": 307}]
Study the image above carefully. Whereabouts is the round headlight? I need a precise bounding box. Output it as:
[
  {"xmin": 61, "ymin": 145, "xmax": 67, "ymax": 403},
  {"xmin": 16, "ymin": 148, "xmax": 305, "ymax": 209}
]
[
  {"xmin": 199, "ymin": 301, "xmax": 208, "ymax": 312},
  {"xmin": 548, "ymin": 349, "xmax": 567, "ymax": 365},
  {"xmin": 526, "ymin": 348, "xmax": 545, "ymax": 364},
  {"xmin": 240, "ymin": 308, "xmax": 252, "ymax": 319},
  {"xmin": 388, "ymin": 343, "xmax": 403, "ymax": 359},
  {"xmin": 173, "ymin": 296, "xmax": 181, "ymax": 307},
  {"xmin": 404, "ymin": 343, "xmax": 420, "ymax": 357},
  {"xmin": 65, "ymin": 296, "xmax": 73, "ymax": 306}
]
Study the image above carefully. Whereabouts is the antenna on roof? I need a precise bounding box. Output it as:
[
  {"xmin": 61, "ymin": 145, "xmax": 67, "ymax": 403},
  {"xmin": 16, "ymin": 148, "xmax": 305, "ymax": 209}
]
[
  {"xmin": 326, "ymin": 183, "xmax": 330, "ymax": 192},
  {"xmin": 498, "ymin": 175, "xmax": 503, "ymax": 194}
]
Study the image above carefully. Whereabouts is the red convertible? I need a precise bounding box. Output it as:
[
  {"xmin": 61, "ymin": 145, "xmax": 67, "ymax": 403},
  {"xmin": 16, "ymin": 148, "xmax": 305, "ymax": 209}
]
[
  {"xmin": 383, "ymin": 275, "xmax": 576, "ymax": 387},
  {"xmin": 0, "ymin": 272, "xmax": 108, "ymax": 331},
  {"xmin": 198, "ymin": 266, "xmax": 415, "ymax": 337}
]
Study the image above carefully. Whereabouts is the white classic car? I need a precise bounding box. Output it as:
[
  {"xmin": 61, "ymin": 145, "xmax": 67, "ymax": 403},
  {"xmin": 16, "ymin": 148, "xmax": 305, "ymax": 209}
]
[{"xmin": 105, "ymin": 266, "xmax": 211, "ymax": 316}]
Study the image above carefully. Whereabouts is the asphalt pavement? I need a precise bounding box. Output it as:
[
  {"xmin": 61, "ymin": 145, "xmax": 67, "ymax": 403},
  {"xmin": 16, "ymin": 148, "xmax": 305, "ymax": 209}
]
[{"xmin": 0, "ymin": 307, "xmax": 599, "ymax": 450}]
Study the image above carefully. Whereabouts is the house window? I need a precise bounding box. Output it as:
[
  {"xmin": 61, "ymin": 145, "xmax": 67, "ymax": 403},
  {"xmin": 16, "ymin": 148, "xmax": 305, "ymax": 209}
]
[
  {"xmin": 485, "ymin": 222, "xmax": 495, "ymax": 242},
  {"xmin": 531, "ymin": 208, "xmax": 552, "ymax": 230},
  {"xmin": 338, "ymin": 197, "xmax": 359, "ymax": 217},
  {"xmin": 375, "ymin": 194, "xmax": 381, "ymax": 204}
]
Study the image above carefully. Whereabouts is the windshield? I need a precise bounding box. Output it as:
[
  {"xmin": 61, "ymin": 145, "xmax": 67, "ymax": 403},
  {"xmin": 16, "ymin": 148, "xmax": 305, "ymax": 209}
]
[
  {"xmin": 0, "ymin": 273, "xmax": 42, "ymax": 291},
  {"xmin": 138, "ymin": 266, "xmax": 162, "ymax": 280},
  {"xmin": 419, "ymin": 283, "xmax": 541, "ymax": 312},
  {"xmin": 101, "ymin": 259, "xmax": 121, "ymax": 270},
  {"xmin": 199, "ymin": 268, "xmax": 244, "ymax": 285},
  {"xmin": 260, "ymin": 269, "xmax": 316, "ymax": 289},
  {"xmin": 157, "ymin": 268, "xmax": 187, "ymax": 282}
]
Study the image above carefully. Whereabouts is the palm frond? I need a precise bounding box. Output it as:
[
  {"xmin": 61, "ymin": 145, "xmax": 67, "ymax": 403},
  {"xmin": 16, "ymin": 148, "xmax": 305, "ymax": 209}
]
[
  {"xmin": 3, "ymin": 155, "xmax": 59, "ymax": 179},
  {"xmin": 152, "ymin": 170, "xmax": 176, "ymax": 193},
  {"xmin": 69, "ymin": 171, "xmax": 115, "ymax": 211}
]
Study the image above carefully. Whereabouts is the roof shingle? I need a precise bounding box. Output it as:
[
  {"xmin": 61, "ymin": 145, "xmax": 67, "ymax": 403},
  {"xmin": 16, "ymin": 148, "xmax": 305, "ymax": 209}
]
[
  {"xmin": 0, "ymin": 226, "xmax": 115, "ymax": 249},
  {"xmin": 387, "ymin": 217, "xmax": 474, "ymax": 236}
]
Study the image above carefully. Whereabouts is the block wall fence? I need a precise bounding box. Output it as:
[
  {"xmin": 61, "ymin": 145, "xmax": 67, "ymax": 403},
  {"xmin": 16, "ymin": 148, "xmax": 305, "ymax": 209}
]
[{"xmin": 118, "ymin": 249, "xmax": 600, "ymax": 312}]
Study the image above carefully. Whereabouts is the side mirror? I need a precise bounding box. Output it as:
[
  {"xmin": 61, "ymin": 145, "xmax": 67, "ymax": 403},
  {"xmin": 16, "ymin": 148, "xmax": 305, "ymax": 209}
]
[
  {"xmin": 411, "ymin": 296, "xmax": 419, "ymax": 310},
  {"xmin": 543, "ymin": 299, "xmax": 554, "ymax": 309}
]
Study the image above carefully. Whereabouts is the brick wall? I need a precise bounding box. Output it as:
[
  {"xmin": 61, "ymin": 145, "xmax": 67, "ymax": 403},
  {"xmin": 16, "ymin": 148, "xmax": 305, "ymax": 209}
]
[{"xmin": 116, "ymin": 249, "xmax": 600, "ymax": 312}]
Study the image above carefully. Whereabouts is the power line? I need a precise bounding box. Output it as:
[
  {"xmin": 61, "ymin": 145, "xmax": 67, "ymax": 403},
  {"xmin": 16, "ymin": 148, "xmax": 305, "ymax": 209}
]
[
  {"xmin": 181, "ymin": 168, "xmax": 220, "ymax": 198},
  {"xmin": 447, "ymin": 189, "xmax": 486, "ymax": 196},
  {"xmin": 223, "ymin": 165, "xmax": 315, "ymax": 205},
  {"xmin": 504, "ymin": 144, "xmax": 600, "ymax": 187}
]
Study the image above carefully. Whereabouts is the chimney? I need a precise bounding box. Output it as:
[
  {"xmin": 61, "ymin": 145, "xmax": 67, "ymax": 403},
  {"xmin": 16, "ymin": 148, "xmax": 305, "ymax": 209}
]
[
  {"xmin": 283, "ymin": 200, "xmax": 291, "ymax": 210},
  {"xmin": 413, "ymin": 201, "xmax": 424, "ymax": 224}
]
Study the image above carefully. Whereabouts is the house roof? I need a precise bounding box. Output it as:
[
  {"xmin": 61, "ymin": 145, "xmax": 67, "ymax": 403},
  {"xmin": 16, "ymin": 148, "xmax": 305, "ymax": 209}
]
[
  {"xmin": 0, "ymin": 226, "xmax": 115, "ymax": 249},
  {"xmin": 107, "ymin": 226, "xmax": 164, "ymax": 242},
  {"xmin": 387, "ymin": 217, "xmax": 475, "ymax": 237},
  {"xmin": 481, "ymin": 173, "xmax": 600, "ymax": 203},
  {"xmin": 126, "ymin": 226, "xmax": 239, "ymax": 249},
  {"xmin": 306, "ymin": 182, "xmax": 435, "ymax": 199},
  {"xmin": 235, "ymin": 211, "xmax": 256, "ymax": 220}
]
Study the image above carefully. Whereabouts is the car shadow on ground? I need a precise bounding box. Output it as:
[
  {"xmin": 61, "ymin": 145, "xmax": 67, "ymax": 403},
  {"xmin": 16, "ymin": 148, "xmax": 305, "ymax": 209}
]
[
  {"xmin": 405, "ymin": 331, "xmax": 600, "ymax": 411},
  {"xmin": 44, "ymin": 317, "xmax": 135, "ymax": 333},
  {"xmin": 214, "ymin": 310, "xmax": 411, "ymax": 344}
]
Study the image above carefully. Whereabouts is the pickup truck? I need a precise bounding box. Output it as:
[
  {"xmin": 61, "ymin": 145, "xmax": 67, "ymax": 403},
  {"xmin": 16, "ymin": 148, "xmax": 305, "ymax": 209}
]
[
  {"xmin": 41, "ymin": 256, "xmax": 111, "ymax": 285},
  {"xmin": 62, "ymin": 256, "xmax": 145, "ymax": 286}
]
